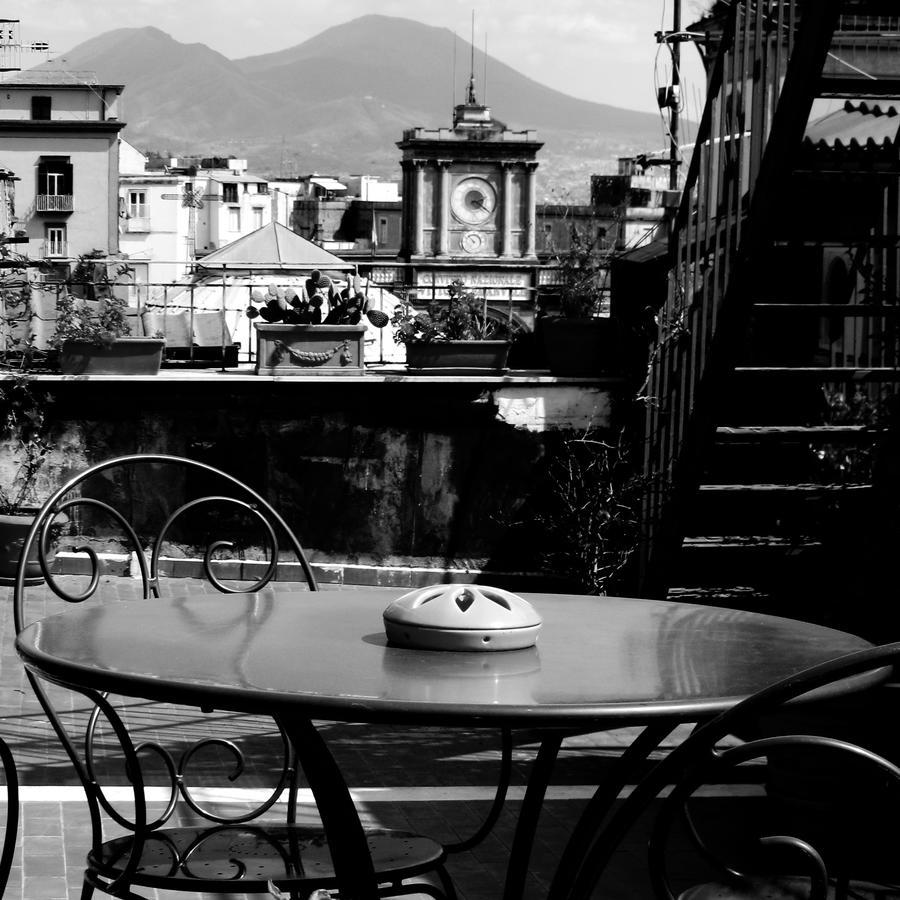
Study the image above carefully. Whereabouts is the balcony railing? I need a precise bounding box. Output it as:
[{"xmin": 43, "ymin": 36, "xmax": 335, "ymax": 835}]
[
  {"xmin": 125, "ymin": 217, "xmax": 151, "ymax": 233},
  {"xmin": 35, "ymin": 194, "xmax": 73, "ymax": 213},
  {"xmin": 42, "ymin": 241, "xmax": 67, "ymax": 258}
]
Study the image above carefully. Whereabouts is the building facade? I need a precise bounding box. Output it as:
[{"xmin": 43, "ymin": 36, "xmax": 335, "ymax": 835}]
[
  {"xmin": 397, "ymin": 81, "xmax": 542, "ymax": 266},
  {"xmin": 118, "ymin": 153, "xmax": 283, "ymax": 295},
  {"xmin": 118, "ymin": 140, "xmax": 192, "ymax": 290},
  {"xmin": 0, "ymin": 75, "xmax": 125, "ymax": 264}
]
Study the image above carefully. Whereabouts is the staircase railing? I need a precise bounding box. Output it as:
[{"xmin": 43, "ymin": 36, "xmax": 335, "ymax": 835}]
[{"xmin": 639, "ymin": 0, "xmax": 842, "ymax": 597}]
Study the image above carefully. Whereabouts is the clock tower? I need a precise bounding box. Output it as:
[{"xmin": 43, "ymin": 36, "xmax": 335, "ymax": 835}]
[{"xmin": 397, "ymin": 77, "xmax": 543, "ymax": 264}]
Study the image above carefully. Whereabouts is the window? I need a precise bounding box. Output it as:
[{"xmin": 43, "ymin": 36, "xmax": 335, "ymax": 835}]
[
  {"xmin": 228, "ymin": 207, "xmax": 241, "ymax": 232},
  {"xmin": 36, "ymin": 158, "xmax": 74, "ymax": 212},
  {"xmin": 37, "ymin": 157, "xmax": 73, "ymax": 197},
  {"xmin": 378, "ymin": 217, "xmax": 389, "ymax": 245},
  {"xmin": 252, "ymin": 207, "xmax": 264, "ymax": 230},
  {"xmin": 46, "ymin": 224, "xmax": 66, "ymax": 257},
  {"xmin": 222, "ymin": 183, "xmax": 238, "ymax": 203},
  {"xmin": 31, "ymin": 96, "xmax": 51, "ymax": 120},
  {"xmin": 256, "ymin": 183, "xmax": 269, "ymax": 195},
  {"xmin": 128, "ymin": 191, "xmax": 147, "ymax": 218}
]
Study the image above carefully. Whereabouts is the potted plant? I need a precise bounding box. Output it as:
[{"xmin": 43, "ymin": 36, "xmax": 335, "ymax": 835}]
[
  {"xmin": 390, "ymin": 278, "xmax": 512, "ymax": 372},
  {"xmin": 0, "ymin": 373, "xmax": 61, "ymax": 580},
  {"xmin": 1, "ymin": 253, "xmax": 70, "ymax": 581},
  {"xmin": 539, "ymin": 222, "xmax": 621, "ymax": 377},
  {"xmin": 53, "ymin": 251, "xmax": 165, "ymax": 375},
  {"xmin": 250, "ymin": 270, "xmax": 389, "ymax": 375}
]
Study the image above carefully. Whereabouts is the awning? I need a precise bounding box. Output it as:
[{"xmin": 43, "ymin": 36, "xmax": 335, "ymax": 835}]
[
  {"xmin": 310, "ymin": 177, "xmax": 347, "ymax": 191},
  {"xmin": 195, "ymin": 221, "xmax": 353, "ymax": 271}
]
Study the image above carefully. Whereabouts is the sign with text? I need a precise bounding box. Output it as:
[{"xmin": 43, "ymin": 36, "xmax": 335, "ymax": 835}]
[{"xmin": 415, "ymin": 271, "xmax": 531, "ymax": 303}]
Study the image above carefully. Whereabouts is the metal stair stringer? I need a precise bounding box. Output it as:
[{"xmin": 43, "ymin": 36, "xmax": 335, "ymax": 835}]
[{"xmin": 638, "ymin": 0, "xmax": 843, "ymax": 599}]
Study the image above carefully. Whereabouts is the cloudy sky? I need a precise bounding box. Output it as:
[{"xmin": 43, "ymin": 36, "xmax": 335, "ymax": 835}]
[{"xmin": 18, "ymin": 0, "xmax": 710, "ymax": 117}]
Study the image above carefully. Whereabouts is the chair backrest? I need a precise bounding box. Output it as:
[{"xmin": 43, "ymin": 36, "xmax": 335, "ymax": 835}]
[
  {"xmin": 0, "ymin": 736, "xmax": 18, "ymax": 899},
  {"xmin": 550, "ymin": 641, "xmax": 900, "ymax": 900},
  {"xmin": 11, "ymin": 454, "xmax": 318, "ymax": 869},
  {"xmin": 14, "ymin": 452, "xmax": 317, "ymax": 634}
]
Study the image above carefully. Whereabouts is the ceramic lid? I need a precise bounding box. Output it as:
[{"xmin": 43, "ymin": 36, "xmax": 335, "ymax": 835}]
[{"xmin": 382, "ymin": 583, "xmax": 543, "ymax": 650}]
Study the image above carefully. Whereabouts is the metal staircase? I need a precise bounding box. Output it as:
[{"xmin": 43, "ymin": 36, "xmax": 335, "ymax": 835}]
[{"xmin": 638, "ymin": 0, "xmax": 900, "ymax": 637}]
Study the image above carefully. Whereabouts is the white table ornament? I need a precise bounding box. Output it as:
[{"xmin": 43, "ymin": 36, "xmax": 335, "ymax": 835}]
[{"xmin": 383, "ymin": 583, "xmax": 543, "ymax": 651}]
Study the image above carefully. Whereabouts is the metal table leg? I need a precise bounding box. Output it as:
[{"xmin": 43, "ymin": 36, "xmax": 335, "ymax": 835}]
[
  {"xmin": 277, "ymin": 716, "xmax": 379, "ymax": 900},
  {"xmin": 503, "ymin": 732, "xmax": 564, "ymax": 900}
]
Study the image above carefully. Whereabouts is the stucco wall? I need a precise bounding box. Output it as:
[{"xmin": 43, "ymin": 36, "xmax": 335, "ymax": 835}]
[
  {"xmin": 7, "ymin": 378, "xmax": 621, "ymax": 585},
  {"xmin": 3, "ymin": 134, "xmax": 117, "ymax": 257}
]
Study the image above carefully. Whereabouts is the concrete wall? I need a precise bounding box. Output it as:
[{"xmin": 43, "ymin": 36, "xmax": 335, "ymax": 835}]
[{"xmin": 11, "ymin": 378, "xmax": 621, "ymax": 587}]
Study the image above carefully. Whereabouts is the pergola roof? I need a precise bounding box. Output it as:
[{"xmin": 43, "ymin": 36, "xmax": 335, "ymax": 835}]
[{"xmin": 196, "ymin": 222, "xmax": 353, "ymax": 271}]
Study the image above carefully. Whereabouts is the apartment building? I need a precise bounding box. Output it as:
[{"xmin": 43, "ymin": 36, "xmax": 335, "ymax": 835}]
[
  {"xmin": 0, "ymin": 73, "xmax": 125, "ymax": 266},
  {"xmin": 118, "ymin": 140, "xmax": 192, "ymax": 290}
]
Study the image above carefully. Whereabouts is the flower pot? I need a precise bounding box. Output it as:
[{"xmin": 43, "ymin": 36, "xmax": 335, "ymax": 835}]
[
  {"xmin": 540, "ymin": 317, "xmax": 621, "ymax": 377},
  {"xmin": 255, "ymin": 324, "xmax": 366, "ymax": 375},
  {"xmin": 405, "ymin": 341, "xmax": 511, "ymax": 374},
  {"xmin": 0, "ymin": 512, "xmax": 62, "ymax": 582},
  {"xmin": 60, "ymin": 338, "xmax": 165, "ymax": 375}
]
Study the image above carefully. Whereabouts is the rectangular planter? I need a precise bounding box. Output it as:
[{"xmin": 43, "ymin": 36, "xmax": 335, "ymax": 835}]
[
  {"xmin": 59, "ymin": 338, "xmax": 165, "ymax": 375},
  {"xmin": 255, "ymin": 324, "xmax": 366, "ymax": 375},
  {"xmin": 540, "ymin": 318, "xmax": 620, "ymax": 377},
  {"xmin": 405, "ymin": 340, "xmax": 510, "ymax": 373}
]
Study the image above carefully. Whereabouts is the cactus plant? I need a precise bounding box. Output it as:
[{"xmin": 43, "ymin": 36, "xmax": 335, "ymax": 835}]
[{"xmin": 245, "ymin": 270, "xmax": 388, "ymax": 329}]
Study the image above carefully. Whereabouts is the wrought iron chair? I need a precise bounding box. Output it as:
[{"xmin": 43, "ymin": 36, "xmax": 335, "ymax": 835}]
[
  {"xmin": 547, "ymin": 641, "xmax": 900, "ymax": 900},
  {"xmin": 0, "ymin": 734, "xmax": 18, "ymax": 899},
  {"xmin": 12, "ymin": 453, "xmax": 462, "ymax": 900}
]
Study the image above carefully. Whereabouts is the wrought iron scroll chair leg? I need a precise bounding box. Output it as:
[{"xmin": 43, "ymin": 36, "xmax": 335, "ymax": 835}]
[
  {"xmin": 383, "ymin": 869, "xmax": 458, "ymax": 900},
  {"xmin": 444, "ymin": 727, "xmax": 514, "ymax": 854},
  {"xmin": 0, "ymin": 736, "xmax": 19, "ymax": 900},
  {"xmin": 556, "ymin": 643, "xmax": 900, "ymax": 900}
]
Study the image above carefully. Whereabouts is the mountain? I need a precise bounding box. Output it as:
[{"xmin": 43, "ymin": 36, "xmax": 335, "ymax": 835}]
[{"xmin": 31, "ymin": 16, "xmax": 669, "ymax": 199}]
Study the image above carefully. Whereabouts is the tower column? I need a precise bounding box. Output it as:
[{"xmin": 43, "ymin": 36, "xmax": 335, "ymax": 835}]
[
  {"xmin": 437, "ymin": 160, "xmax": 452, "ymax": 257},
  {"xmin": 524, "ymin": 162, "xmax": 538, "ymax": 258},
  {"xmin": 501, "ymin": 161, "xmax": 514, "ymax": 257},
  {"xmin": 413, "ymin": 159, "xmax": 427, "ymax": 257}
]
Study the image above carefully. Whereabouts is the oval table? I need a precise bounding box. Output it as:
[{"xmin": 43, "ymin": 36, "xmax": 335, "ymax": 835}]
[{"xmin": 16, "ymin": 589, "xmax": 877, "ymax": 900}]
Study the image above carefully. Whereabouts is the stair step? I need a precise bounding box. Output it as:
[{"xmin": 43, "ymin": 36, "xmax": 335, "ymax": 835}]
[
  {"xmin": 699, "ymin": 482, "xmax": 870, "ymax": 493},
  {"xmin": 674, "ymin": 536, "xmax": 825, "ymax": 590},
  {"xmin": 818, "ymin": 75, "xmax": 900, "ymax": 98},
  {"xmin": 667, "ymin": 585, "xmax": 774, "ymax": 607},
  {"xmin": 683, "ymin": 535, "xmax": 823, "ymax": 550},
  {"xmin": 716, "ymin": 425, "xmax": 884, "ymax": 440},
  {"xmin": 752, "ymin": 303, "xmax": 900, "ymax": 316},
  {"xmin": 734, "ymin": 367, "xmax": 900, "ymax": 379}
]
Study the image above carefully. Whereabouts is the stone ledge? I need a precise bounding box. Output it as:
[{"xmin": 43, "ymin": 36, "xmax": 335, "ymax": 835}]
[
  {"xmin": 53, "ymin": 552, "xmax": 574, "ymax": 593},
  {"xmin": 10, "ymin": 367, "xmax": 626, "ymax": 386}
]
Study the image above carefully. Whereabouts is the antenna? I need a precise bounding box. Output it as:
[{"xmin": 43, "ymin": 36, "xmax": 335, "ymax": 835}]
[
  {"xmin": 452, "ymin": 30, "xmax": 457, "ymax": 112},
  {"xmin": 1, "ymin": 19, "xmax": 50, "ymax": 73},
  {"xmin": 470, "ymin": 10, "xmax": 475, "ymax": 83},
  {"xmin": 483, "ymin": 33, "xmax": 487, "ymax": 106},
  {"xmin": 466, "ymin": 10, "xmax": 477, "ymax": 105}
]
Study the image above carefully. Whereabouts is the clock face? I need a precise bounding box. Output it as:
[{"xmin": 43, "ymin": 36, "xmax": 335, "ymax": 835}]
[
  {"xmin": 461, "ymin": 231, "xmax": 484, "ymax": 253},
  {"xmin": 451, "ymin": 177, "xmax": 497, "ymax": 226}
]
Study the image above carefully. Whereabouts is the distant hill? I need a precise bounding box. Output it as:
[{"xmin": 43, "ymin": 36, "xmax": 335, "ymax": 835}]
[{"xmin": 31, "ymin": 15, "xmax": 671, "ymax": 200}]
